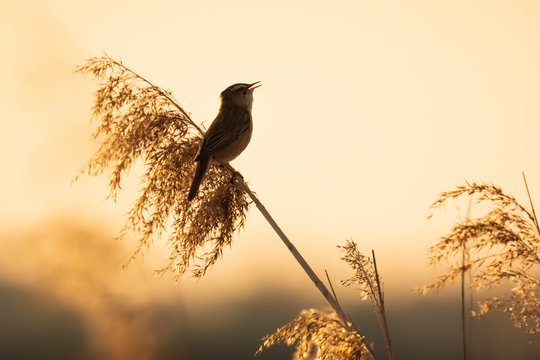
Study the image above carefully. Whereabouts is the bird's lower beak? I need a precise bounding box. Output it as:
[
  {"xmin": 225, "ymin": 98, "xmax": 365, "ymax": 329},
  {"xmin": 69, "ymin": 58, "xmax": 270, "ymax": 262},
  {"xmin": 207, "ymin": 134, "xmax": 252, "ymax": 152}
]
[{"xmin": 248, "ymin": 81, "xmax": 262, "ymax": 92}]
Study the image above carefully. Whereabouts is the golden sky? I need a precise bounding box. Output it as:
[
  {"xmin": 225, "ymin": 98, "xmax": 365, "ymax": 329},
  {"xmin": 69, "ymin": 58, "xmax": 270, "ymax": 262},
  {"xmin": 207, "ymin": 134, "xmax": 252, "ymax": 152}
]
[{"xmin": 2, "ymin": 0, "xmax": 540, "ymax": 310}]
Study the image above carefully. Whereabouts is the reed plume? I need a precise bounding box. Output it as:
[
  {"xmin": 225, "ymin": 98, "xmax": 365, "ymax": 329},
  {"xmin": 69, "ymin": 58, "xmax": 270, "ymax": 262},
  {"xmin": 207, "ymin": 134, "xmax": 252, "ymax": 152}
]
[
  {"xmin": 418, "ymin": 180, "xmax": 540, "ymax": 339},
  {"xmin": 256, "ymin": 308, "xmax": 372, "ymax": 360},
  {"xmin": 340, "ymin": 241, "xmax": 394, "ymax": 360},
  {"xmin": 76, "ymin": 55, "xmax": 249, "ymax": 280}
]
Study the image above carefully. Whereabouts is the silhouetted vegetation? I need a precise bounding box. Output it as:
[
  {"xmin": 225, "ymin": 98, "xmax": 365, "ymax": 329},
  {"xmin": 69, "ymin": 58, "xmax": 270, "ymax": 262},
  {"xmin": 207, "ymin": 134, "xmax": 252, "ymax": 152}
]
[
  {"xmin": 79, "ymin": 55, "xmax": 539, "ymax": 359},
  {"xmin": 77, "ymin": 56, "xmax": 249, "ymax": 280},
  {"xmin": 418, "ymin": 180, "xmax": 539, "ymax": 342}
]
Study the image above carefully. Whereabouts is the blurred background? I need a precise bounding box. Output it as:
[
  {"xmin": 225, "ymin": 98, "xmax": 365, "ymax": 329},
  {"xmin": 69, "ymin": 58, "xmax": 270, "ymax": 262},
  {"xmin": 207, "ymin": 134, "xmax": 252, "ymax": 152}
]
[{"xmin": 1, "ymin": 0, "xmax": 539, "ymax": 359}]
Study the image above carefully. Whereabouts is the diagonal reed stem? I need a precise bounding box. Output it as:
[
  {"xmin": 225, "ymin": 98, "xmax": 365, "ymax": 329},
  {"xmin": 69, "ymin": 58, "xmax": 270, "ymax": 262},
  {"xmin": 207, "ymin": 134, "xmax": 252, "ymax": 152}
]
[
  {"xmin": 106, "ymin": 56, "xmax": 204, "ymax": 136},
  {"xmin": 231, "ymin": 169, "xmax": 377, "ymax": 359}
]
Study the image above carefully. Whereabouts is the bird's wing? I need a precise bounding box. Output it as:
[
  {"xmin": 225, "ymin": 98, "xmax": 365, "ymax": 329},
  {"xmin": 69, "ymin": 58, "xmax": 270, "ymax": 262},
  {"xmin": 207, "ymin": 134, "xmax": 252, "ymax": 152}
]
[{"xmin": 198, "ymin": 106, "xmax": 251, "ymax": 158}]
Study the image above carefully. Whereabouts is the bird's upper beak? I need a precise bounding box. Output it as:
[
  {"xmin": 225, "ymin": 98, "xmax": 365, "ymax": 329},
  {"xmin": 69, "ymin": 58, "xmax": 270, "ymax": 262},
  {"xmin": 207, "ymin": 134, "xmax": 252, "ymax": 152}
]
[{"xmin": 248, "ymin": 81, "xmax": 262, "ymax": 92}]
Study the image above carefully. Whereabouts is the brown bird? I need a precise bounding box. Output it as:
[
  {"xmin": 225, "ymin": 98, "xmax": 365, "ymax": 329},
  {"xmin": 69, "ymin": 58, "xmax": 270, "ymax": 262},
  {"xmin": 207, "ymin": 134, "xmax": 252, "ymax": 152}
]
[{"xmin": 188, "ymin": 82, "xmax": 261, "ymax": 201}]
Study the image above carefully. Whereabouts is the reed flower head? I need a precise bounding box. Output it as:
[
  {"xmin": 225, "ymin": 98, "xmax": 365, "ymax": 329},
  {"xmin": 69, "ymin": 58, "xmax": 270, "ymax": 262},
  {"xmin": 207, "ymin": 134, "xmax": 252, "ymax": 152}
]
[
  {"xmin": 418, "ymin": 181, "xmax": 540, "ymax": 337},
  {"xmin": 340, "ymin": 240, "xmax": 394, "ymax": 359},
  {"xmin": 76, "ymin": 55, "xmax": 249, "ymax": 280},
  {"xmin": 256, "ymin": 309, "xmax": 372, "ymax": 359},
  {"xmin": 339, "ymin": 240, "xmax": 381, "ymax": 305}
]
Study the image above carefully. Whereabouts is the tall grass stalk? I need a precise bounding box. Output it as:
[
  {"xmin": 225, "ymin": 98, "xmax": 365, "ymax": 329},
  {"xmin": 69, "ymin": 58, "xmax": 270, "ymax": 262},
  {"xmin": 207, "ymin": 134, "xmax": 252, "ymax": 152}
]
[
  {"xmin": 461, "ymin": 197, "xmax": 472, "ymax": 360},
  {"xmin": 461, "ymin": 240, "xmax": 468, "ymax": 360},
  {"xmin": 523, "ymin": 171, "xmax": 540, "ymax": 235},
  {"xmin": 372, "ymin": 250, "xmax": 394, "ymax": 360},
  {"xmin": 338, "ymin": 241, "xmax": 394, "ymax": 359}
]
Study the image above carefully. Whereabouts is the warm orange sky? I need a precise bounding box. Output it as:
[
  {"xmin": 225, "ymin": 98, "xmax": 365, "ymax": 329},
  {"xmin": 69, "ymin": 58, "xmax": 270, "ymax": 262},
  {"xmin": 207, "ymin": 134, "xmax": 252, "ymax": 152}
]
[{"xmin": 2, "ymin": 0, "xmax": 540, "ymax": 305}]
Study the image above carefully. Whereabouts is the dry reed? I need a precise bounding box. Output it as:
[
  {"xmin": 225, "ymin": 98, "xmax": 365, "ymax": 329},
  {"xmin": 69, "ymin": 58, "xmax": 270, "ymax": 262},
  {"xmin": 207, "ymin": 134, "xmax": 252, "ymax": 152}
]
[
  {"xmin": 76, "ymin": 55, "xmax": 249, "ymax": 280},
  {"xmin": 256, "ymin": 308, "xmax": 372, "ymax": 360},
  {"xmin": 418, "ymin": 180, "xmax": 540, "ymax": 339},
  {"xmin": 340, "ymin": 241, "xmax": 394, "ymax": 360}
]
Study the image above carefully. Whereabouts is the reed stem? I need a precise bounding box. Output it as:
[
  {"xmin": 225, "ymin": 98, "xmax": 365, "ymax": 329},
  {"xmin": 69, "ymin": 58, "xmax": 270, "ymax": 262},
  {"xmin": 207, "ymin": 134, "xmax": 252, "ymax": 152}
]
[{"xmin": 231, "ymin": 170, "xmax": 377, "ymax": 359}]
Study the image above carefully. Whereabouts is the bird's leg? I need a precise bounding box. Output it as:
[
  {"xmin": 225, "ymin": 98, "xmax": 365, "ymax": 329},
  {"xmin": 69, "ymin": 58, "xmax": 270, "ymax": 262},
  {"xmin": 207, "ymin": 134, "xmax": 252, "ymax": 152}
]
[{"xmin": 231, "ymin": 170, "xmax": 244, "ymax": 182}]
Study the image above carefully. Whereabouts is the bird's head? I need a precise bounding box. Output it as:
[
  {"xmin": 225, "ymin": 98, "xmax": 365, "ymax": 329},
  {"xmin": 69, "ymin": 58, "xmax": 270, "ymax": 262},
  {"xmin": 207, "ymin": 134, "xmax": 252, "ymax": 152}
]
[{"xmin": 220, "ymin": 82, "xmax": 261, "ymax": 109}]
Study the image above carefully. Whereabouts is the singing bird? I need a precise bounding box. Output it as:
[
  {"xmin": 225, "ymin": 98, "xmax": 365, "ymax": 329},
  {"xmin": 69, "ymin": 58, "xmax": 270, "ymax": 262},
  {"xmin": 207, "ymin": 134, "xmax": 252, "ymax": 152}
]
[{"xmin": 188, "ymin": 82, "xmax": 261, "ymax": 201}]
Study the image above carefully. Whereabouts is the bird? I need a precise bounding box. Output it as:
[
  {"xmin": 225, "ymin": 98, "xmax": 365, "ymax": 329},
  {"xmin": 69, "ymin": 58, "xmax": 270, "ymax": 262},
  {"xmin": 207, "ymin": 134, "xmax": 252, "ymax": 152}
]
[{"xmin": 187, "ymin": 81, "xmax": 261, "ymax": 201}]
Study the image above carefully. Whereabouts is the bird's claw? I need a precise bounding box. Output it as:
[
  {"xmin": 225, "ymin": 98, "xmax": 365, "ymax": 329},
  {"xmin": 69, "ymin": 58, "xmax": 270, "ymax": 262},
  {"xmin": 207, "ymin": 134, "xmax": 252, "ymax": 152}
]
[{"xmin": 230, "ymin": 170, "xmax": 244, "ymax": 183}]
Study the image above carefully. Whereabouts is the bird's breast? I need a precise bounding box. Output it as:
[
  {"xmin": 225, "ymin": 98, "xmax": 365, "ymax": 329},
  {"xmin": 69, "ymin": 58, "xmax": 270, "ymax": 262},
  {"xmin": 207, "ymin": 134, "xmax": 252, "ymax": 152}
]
[{"xmin": 213, "ymin": 119, "xmax": 253, "ymax": 163}]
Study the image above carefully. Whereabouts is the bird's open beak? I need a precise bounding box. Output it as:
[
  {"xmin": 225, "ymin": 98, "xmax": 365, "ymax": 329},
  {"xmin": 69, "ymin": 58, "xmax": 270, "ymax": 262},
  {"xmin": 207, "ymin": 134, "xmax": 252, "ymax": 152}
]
[{"xmin": 248, "ymin": 81, "xmax": 262, "ymax": 92}]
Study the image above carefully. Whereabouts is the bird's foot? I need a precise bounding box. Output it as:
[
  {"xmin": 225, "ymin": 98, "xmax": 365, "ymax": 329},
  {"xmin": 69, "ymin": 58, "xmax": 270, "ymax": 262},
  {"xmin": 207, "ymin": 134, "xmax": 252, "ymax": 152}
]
[{"xmin": 231, "ymin": 170, "xmax": 244, "ymax": 181}]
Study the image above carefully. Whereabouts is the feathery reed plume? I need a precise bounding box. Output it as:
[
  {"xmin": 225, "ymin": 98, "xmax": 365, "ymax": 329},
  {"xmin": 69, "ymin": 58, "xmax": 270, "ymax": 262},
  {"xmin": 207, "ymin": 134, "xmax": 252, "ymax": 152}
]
[
  {"xmin": 256, "ymin": 309, "xmax": 373, "ymax": 360},
  {"xmin": 340, "ymin": 241, "xmax": 394, "ymax": 360},
  {"xmin": 418, "ymin": 180, "xmax": 540, "ymax": 339},
  {"xmin": 76, "ymin": 55, "xmax": 249, "ymax": 279}
]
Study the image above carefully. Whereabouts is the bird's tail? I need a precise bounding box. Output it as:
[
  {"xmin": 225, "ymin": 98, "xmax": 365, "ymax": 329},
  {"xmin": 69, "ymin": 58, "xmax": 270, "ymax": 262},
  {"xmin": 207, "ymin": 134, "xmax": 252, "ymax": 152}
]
[{"xmin": 188, "ymin": 157, "xmax": 210, "ymax": 201}]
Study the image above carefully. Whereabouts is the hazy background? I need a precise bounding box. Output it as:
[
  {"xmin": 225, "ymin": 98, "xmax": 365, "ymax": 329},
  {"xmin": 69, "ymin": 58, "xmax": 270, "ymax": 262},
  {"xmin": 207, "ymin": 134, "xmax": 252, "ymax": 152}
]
[{"xmin": 1, "ymin": 0, "xmax": 539, "ymax": 359}]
